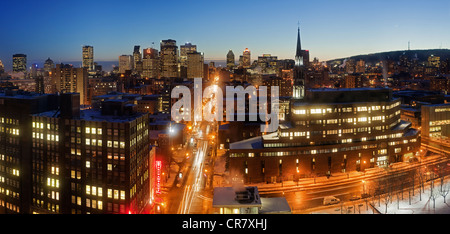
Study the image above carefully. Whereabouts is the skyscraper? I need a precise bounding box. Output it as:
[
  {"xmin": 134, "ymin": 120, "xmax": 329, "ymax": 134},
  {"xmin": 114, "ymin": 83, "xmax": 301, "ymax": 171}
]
[
  {"xmin": 187, "ymin": 52, "xmax": 204, "ymax": 79},
  {"xmin": 0, "ymin": 59, "xmax": 4, "ymax": 74},
  {"xmin": 119, "ymin": 55, "xmax": 133, "ymax": 74},
  {"xmin": 293, "ymin": 26, "xmax": 306, "ymax": 99},
  {"xmin": 82, "ymin": 45, "xmax": 94, "ymax": 72},
  {"xmin": 142, "ymin": 48, "xmax": 160, "ymax": 79},
  {"xmin": 133, "ymin": 45, "xmax": 142, "ymax": 71},
  {"xmin": 119, "ymin": 55, "xmax": 133, "ymax": 73},
  {"xmin": 44, "ymin": 58, "xmax": 54, "ymax": 75},
  {"xmin": 180, "ymin": 43, "xmax": 197, "ymax": 65},
  {"xmin": 242, "ymin": 48, "xmax": 251, "ymax": 68},
  {"xmin": 180, "ymin": 43, "xmax": 197, "ymax": 78},
  {"xmin": 226, "ymin": 50, "xmax": 235, "ymax": 70},
  {"xmin": 12, "ymin": 54, "xmax": 27, "ymax": 73},
  {"xmin": 160, "ymin": 39, "xmax": 179, "ymax": 78}
]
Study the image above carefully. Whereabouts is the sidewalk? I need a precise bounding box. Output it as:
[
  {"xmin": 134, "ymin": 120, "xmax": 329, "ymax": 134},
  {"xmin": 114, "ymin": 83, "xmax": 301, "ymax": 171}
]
[{"xmin": 302, "ymin": 176, "xmax": 450, "ymax": 214}]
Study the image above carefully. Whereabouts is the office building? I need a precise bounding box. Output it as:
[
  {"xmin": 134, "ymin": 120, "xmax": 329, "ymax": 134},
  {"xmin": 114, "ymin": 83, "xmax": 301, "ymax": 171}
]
[
  {"xmin": 180, "ymin": 43, "xmax": 197, "ymax": 66},
  {"xmin": 180, "ymin": 43, "xmax": 197, "ymax": 78},
  {"xmin": 133, "ymin": 46, "xmax": 142, "ymax": 71},
  {"xmin": 119, "ymin": 55, "xmax": 133, "ymax": 74},
  {"xmin": 421, "ymin": 103, "xmax": 450, "ymax": 138},
  {"xmin": 82, "ymin": 46, "xmax": 94, "ymax": 72},
  {"xmin": 228, "ymin": 88, "xmax": 420, "ymax": 184},
  {"xmin": 356, "ymin": 59, "xmax": 366, "ymax": 74},
  {"xmin": 242, "ymin": 48, "xmax": 251, "ymax": 68},
  {"xmin": 12, "ymin": 54, "xmax": 27, "ymax": 73},
  {"xmin": 227, "ymin": 50, "xmax": 235, "ymax": 70},
  {"xmin": 44, "ymin": 58, "xmax": 54, "ymax": 76},
  {"xmin": 0, "ymin": 91, "xmax": 58, "ymax": 213},
  {"xmin": 51, "ymin": 64, "xmax": 88, "ymax": 105},
  {"xmin": 30, "ymin": 93, "xmax": 154, "ymax": 214},
  {"xmin": 160, "ymin": 39, "xmax": 178, "ymax": 78},
  {"xmin": 187, "ymin": 52, "xmax": 204, "ymax": 79},
  {"xmin": 142, "ymin": 48, "xmax": 160, "ymax": 79}
]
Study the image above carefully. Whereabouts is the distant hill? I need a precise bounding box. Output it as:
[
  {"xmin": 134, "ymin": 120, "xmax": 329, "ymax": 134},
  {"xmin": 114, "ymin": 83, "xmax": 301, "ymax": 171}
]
[{"xmin": 326, "ymin": 49, "xmax": 450, "ymax": 65}]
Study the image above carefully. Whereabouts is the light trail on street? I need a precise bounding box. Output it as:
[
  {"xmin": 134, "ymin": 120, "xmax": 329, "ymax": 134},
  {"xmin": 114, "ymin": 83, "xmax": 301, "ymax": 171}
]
[{"xmin": 178, "ymin": 127, "xmax": 209, "ymax": 214}]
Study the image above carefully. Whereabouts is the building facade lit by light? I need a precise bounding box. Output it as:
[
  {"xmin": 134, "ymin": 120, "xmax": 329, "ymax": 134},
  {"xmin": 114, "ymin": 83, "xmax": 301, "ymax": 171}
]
[
  {"xmin": 30, "ymin": 93, "xmax": 154, "ymax": 214},
  {"xmin": 82, "ymin": 46, "xmax": 94, "ymax": 72},
  {"xmin": 228, "ymin": 88, "xmax": 421, "ymax": 184}
]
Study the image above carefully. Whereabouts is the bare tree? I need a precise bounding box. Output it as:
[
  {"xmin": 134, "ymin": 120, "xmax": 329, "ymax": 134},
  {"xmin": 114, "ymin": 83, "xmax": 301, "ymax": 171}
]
[
  {"xmin": 439, "ymin": 182, "xmax": 450, "ymax": 204},
  {"xmin": 383, "ymin": 193, "xmax": 392, "ymax": 214},
  {"xmin": 430, "ymin": 185, "xmax": 440, "ymax": 212},
  {"xmin": 416, "ymin": 167, "xmax": 426, "ymax": 201}
]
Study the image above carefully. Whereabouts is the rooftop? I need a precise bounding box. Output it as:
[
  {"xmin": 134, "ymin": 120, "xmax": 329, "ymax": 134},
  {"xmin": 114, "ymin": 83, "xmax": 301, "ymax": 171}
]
[
  {"xmin": 298, "ymin": 87, "xmax": 393, "ymax": 105},
  {"xmin": 259, "ymin": 197, "xmax": 292, "ymax": 214},
  {"xmin": 229, "ymin": 136, "xmax": 263, "ymax": 150},
  {"xmin": 34, "ymin": 108, "xmax": 146, "ymax": 123},
  {"xmin": 212, "ymin": 186, "xmax": 262, "ymax": 208}
]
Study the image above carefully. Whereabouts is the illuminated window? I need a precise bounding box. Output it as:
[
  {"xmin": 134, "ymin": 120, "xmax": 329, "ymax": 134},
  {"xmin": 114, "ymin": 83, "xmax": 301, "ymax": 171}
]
[
  {"xmin": 294, "ymin": 109, "xmax": 306, "ymax": 115},
  {"xmin": 357, "ymin": 107, "xmax": 367, "ymax": 112},
  {"xmin": 358, "ymin": 117, "xmax": 367, "ymax": 122},
  {"xmin": 85, "ymin": 127, "xmax": 90, "ymax": 134},
  {"xmin": 310, "ymin": 109, "xmax": 322, "ymax": 114}
]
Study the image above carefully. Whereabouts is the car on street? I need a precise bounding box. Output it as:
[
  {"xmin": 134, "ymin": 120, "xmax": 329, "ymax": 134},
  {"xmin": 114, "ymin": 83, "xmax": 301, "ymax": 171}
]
[{"xmin": 323, "ymin": 196, "xmax": 340, "ymax": 205}]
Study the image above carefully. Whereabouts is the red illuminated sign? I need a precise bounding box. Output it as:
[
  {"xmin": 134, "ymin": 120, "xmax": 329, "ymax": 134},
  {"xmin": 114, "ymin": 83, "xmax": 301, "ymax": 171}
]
[{"xmin": 156, "ymin": 160, "xmax": 162, "ymax": 194}]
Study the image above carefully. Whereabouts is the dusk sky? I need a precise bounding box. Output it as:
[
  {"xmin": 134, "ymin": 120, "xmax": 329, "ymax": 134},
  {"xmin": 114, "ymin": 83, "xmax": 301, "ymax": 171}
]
[{"xmin": 1, "ymin": 0, "xmax": 449, "ymax": 70}]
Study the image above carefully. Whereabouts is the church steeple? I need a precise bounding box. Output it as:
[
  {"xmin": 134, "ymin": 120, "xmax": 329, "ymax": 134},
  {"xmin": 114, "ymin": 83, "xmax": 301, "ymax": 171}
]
[
  {"xmin": 293, "ymin": 23, "xmax": 306, "ymax": 99},
  {"xmin": 296, "ymin": 24, "xmax": 302, "ymax": 58}
]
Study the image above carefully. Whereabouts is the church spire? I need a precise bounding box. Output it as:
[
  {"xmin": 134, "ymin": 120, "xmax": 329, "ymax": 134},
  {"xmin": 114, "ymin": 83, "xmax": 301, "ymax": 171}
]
[{"xmin": 296, "ymin": 23, "xmax": 302, "ymax": 58}]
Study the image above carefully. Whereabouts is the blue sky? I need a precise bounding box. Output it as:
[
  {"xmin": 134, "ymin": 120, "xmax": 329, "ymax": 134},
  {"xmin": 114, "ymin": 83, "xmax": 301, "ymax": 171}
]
[{"xmin": 0, "ymin": 0, "xmax": 449, "ymax": 70}]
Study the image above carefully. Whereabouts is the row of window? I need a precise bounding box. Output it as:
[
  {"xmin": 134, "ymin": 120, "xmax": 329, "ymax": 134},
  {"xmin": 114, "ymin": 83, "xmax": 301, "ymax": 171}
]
[
  {"xmin": 293, "ymin": 102, "xmax": 400, "ymax": 115},
  {"xmin": 232, "ymin": 138, "xmax": 417, "ymax": 158},
  {"xmin": 0, "ymin": 117, "xmax": 19, "ymax": 125}
]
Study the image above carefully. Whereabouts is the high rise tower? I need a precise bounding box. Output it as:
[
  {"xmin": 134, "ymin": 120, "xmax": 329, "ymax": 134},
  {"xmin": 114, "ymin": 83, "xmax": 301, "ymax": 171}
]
[
  {"xmin": 12, "ymin": 54, "xmax": 27, "ymax": 73},
  {"xmin": 293, "ymin": 26, "xmax": 306, "ymax": 99},
  {"xmin": 133, "ymin": 45, "xmax": 142, "ymax": 71},
  {"xmin": 82, "ymin": 45, "xmax": 94, "ymax": 72},
  {"xmin": 226, "ymin": 50, "xmax": 235, "ymax": 70},
  {"xmin": 160, "ymin": 39, "xmax": 179, "ymax": 78},
  {"xmin": 242, "ymin": 48, "xmax": 251, "ymax": 68}
]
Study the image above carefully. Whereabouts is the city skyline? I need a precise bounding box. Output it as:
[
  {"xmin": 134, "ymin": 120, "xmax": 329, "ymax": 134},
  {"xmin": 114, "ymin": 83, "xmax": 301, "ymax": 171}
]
[
  {"xmin": 2, "ymin": 0, "xmax": 450, "ymax": 217},
  {"xmin": 1, "ymin": 0, "xmax": 450, "ymax": 70}
]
